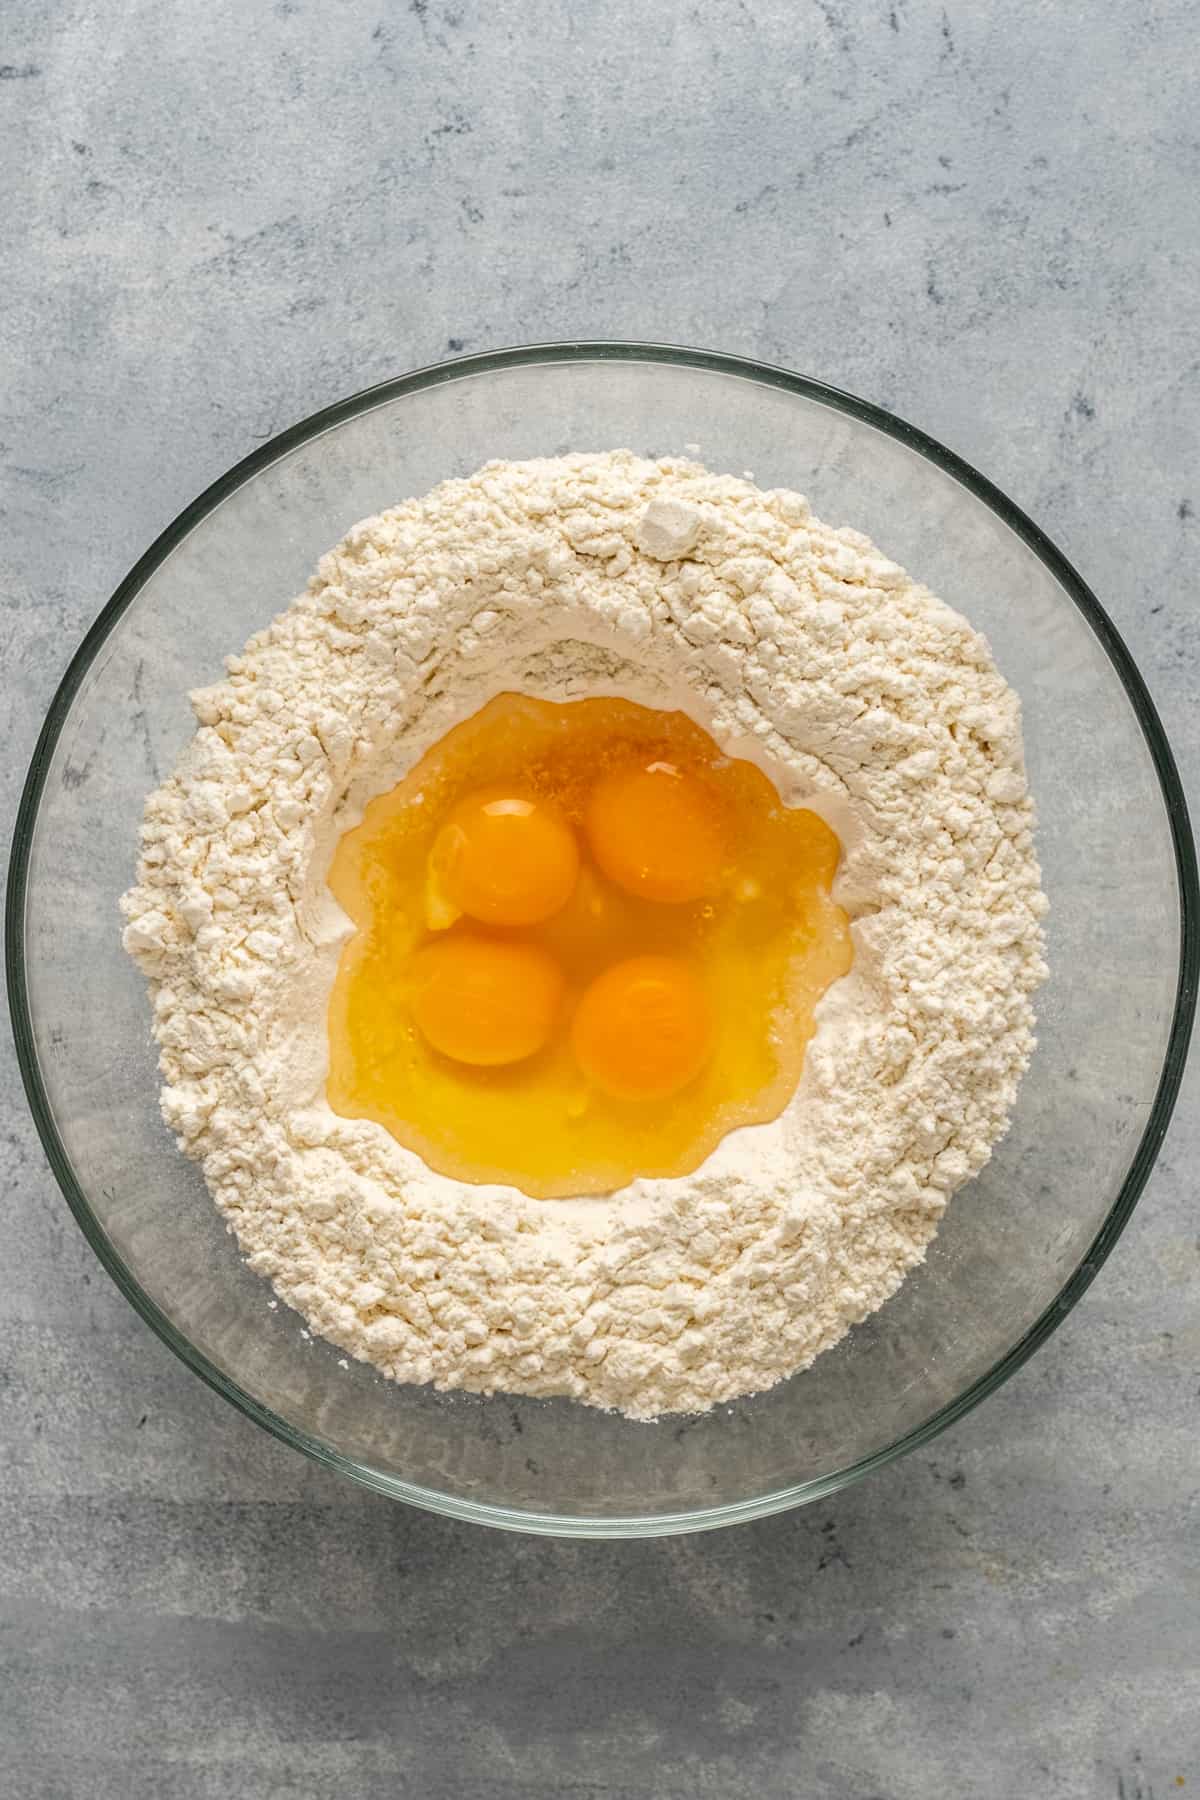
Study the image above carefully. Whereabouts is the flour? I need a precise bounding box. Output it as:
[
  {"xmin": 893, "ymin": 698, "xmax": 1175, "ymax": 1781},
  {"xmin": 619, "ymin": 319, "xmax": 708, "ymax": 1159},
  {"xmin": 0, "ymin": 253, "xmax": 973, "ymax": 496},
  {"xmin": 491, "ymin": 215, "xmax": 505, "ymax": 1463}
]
[{"xmin": 121, "ymin": 452, "xmax": 1047, "ymax": 1419}]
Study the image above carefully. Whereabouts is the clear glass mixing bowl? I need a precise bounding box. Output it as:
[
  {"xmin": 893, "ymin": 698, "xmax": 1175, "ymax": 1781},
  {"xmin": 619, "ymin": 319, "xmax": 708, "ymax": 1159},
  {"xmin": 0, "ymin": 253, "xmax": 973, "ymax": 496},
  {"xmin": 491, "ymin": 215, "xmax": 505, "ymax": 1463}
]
[{"xmin": 8, "ymin": 344, "xmax": 1196, "ymax": 1536}]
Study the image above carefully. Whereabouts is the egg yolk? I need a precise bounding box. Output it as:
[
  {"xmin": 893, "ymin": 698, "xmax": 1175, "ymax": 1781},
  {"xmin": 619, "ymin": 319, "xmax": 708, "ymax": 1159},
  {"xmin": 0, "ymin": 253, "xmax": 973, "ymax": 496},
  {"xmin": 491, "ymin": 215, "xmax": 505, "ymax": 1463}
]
[
  {"xmin": 410, "ymin": 935, "xmax": 564, "ymax": 1066},
  {"xmin": 587, "ymin": 761, "xmax": 724, "ymax": 903},
  {"xmin": 571, "ymin": 956, "xmax": 713, "ymax": 1101},
  {"xmin": 326, "ymin": 692, "xmax": 853, "ymax": 1199},
  {"xmin": 427, "ymin": 787, "xmax": 579, "ymax": 928}
]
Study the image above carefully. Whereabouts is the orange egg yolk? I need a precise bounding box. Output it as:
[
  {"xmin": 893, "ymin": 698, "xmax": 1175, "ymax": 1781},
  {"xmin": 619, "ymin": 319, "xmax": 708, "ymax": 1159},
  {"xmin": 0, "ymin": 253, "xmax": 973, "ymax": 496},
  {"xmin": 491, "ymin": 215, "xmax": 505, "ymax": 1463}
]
[
  {"xmin": 427, "ymin": 787, "xmax": 579, "ymax": 928},
  {"xmin": 326, "ymin": 693, "xmax": 853, "ymax": 1199},
  {"xmin": 571, "ymin": 956, "xmax": 714, "ymax": 1101},
  {"xmin": 586, "ymin": 763, "xmax": 725, "ymax": 903},
  {"xmin": 410, "ymin": 935, "xmax": 564, "ymax": 1066}
]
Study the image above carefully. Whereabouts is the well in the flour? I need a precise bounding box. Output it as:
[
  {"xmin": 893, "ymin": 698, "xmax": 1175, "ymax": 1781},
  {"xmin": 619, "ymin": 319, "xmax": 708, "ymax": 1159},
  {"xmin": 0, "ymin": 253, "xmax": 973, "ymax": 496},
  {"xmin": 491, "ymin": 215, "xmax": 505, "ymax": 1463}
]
[{"xmin": 325, "ymin": 692, "xmax": 852, "ymax": 1199}]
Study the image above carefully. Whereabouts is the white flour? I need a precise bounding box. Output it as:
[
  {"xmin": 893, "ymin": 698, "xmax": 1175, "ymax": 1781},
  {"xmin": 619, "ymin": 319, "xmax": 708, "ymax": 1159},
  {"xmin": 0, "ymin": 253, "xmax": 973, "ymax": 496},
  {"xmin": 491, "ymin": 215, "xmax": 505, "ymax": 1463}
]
[{"xmin": 121, "ymin": 452, "xmax": 1047, "ymax": 1419}]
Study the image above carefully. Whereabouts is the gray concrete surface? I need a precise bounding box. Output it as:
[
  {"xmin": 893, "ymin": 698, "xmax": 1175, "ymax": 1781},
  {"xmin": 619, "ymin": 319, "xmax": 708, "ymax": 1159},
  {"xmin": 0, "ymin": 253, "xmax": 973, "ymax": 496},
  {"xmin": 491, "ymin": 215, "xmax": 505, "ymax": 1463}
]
[{"xmin": 2, "ymin": 2, "xmax": 1198, "ymax": 1796}]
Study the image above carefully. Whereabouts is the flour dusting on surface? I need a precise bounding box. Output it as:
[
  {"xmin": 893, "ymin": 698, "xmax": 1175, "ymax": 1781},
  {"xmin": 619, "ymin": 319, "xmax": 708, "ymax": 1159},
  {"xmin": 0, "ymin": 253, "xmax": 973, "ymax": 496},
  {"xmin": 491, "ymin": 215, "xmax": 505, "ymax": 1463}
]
[{"xmin": 121, "ymin": 452, "xmax": 1047, "ymax": 1418}]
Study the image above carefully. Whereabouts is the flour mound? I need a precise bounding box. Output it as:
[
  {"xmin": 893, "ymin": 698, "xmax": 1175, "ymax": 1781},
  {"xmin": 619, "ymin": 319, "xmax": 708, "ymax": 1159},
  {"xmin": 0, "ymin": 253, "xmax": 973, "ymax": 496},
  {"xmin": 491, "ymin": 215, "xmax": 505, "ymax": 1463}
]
[{"xmin": 121, "ymin": 453, "xmax": 1047, "ymax": 1419}]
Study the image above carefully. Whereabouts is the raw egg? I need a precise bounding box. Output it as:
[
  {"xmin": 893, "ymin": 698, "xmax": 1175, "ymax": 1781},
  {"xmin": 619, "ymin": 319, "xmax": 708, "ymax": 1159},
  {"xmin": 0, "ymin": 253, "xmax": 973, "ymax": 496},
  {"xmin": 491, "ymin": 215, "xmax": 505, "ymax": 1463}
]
[
  {"xmin": 326, "ymin": 693, "xmax": 853, "ymax": 1198},
  {"xmin": 427, "ymin": 787, "xmax": 579, "ymax": 928},
  {"xmin": 571, "ymin": 955, "xmax": 714, "ymax": 1101},
  {"xmin": 410, "ymin": 934, "xmax": 564, "ymax": 1066},
  {"xmin": 586, "ymin": 761, "xmax": 725, "ymax": 903}
]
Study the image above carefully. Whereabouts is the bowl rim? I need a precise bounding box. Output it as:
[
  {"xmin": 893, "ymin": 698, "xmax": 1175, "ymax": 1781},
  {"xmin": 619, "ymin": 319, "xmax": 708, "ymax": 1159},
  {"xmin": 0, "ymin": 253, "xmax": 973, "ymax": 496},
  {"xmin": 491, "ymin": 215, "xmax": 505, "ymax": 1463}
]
[{"xmin": 7, "ymin": 339, "xmax": 1197, "ymax": 1537}]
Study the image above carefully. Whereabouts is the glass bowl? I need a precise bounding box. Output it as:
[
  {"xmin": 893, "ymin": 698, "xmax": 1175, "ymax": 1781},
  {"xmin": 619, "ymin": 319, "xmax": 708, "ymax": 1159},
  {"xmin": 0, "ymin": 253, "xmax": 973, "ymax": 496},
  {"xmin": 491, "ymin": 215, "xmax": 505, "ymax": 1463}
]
[{"xmin": 8, "ymin": 344, "xmax": 1196, "ymax": 1537}]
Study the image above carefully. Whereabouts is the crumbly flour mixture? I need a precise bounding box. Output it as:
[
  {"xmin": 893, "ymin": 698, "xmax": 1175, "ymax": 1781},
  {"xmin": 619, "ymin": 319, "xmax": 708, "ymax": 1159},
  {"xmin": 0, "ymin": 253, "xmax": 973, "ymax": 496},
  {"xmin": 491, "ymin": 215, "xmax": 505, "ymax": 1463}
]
[{"xmin": 122, "ymin": 452, "xmax": 1047, "ymax": 1419}]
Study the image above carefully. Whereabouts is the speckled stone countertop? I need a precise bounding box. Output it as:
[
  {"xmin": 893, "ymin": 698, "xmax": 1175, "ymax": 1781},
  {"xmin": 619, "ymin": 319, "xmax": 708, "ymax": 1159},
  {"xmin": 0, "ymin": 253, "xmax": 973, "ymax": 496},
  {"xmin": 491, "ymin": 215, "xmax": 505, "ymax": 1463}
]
[{"xmin": 2, "ymin": 3, "xmax": 1197, "ymax": 1796}]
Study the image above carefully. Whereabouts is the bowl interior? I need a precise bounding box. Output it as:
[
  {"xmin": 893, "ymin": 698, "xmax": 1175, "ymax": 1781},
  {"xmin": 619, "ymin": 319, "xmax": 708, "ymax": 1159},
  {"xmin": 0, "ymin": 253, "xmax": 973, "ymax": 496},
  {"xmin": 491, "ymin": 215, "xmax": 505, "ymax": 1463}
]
[{"xmin": 11, "ymin": 348, "xmax": 1192, "ymax": 1532}]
